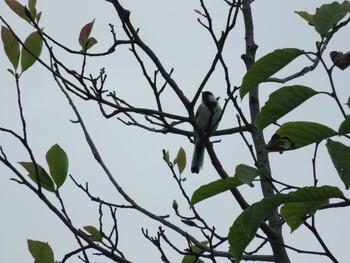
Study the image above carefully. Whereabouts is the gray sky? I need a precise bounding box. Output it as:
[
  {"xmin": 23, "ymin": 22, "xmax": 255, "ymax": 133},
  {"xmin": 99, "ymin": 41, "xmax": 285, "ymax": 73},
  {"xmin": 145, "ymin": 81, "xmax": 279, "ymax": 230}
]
[{"xmin": 0, "ymin": 0, "xmax": 349, "ymax": 262}]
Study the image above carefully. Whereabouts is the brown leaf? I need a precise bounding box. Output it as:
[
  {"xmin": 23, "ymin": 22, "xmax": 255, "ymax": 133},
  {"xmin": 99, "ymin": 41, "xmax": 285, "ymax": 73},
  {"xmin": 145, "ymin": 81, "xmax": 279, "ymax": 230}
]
[
  {"xmin": 79, "ymin": 19, "xmax": 95, "ymax": 51},
  {"xmin": 330, "ymin": 51, "xmax": 350, "ymax": 70}
]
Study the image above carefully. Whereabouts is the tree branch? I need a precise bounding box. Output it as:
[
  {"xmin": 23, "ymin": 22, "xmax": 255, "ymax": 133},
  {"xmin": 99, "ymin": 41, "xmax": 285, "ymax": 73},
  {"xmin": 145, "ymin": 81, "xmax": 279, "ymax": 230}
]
[{"xmin": 241, "ymin": 1, "xmax": 290, "ymax": 262}]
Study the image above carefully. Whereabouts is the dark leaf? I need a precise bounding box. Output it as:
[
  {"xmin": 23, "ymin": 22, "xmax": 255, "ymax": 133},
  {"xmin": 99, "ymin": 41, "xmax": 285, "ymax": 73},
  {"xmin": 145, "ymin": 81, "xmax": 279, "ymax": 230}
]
[
  {"xmin": 265, "ymin": 133, "xmax": 295, "ymax": 152},
  {"xmin": 229, "ymin": 186, "xmax": 343, "ymax": 262},
  {"xmin": 229, "ymin": 194, "xmax": 286, "ymax": 262},
  {"xmin": 191, "ymin": 177, "xmax": 243, "ymax": 207},
  {"xmin": 181, "ymin": 219, "xmax": 198, "ymax": 227},
  {"xmin": 191, "ymin": 164, "xmax": 261, "ymax": 206},
  {"xmin": 330, "ymin": 51, "xmax": 350, "ymax": 70},
  {"xmin": 338, "ymin": 115, "xmax": 350, "ymax": 135},
  {"xmin": 24, "ymin": 6, "xmax": 33, "ymax": 21},
  {"xmin": 172, "ymin": 199, "xmax": 178, "ymax": 212},
  {"xmin": 266, "ymin": 122, "xmax": 337, "ymax": 152},
  {"xmin": 234, "ymin": 164, "xmax": 259, "ymax": 187},
  {"xmin": 326, "ymin": 139, "xmax": 350, "ymax": 189},
  {"xmin": 281, "ymin": 200, "xmax": 327, "ymax": 232},
  {"xmin": 240, "ymin": 48, "xmax": 304, "ymax": 99},
  {"xmin": 257, "ymin": 85, "xmax": 317, "ymax": 130},
  {"xmin": 281, "ymin": 186, "xmax": 343, "ymax": 231},
  {"xmin": 314, "ymin": 1, "xmax": 350, "ymax": 37}
]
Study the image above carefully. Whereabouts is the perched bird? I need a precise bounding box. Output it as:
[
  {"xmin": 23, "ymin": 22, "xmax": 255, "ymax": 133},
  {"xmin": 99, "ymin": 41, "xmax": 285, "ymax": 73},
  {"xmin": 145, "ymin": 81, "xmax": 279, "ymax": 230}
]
[{"xmin": 191, "ymin": 91, "xmax": 222, "ymax": 174}]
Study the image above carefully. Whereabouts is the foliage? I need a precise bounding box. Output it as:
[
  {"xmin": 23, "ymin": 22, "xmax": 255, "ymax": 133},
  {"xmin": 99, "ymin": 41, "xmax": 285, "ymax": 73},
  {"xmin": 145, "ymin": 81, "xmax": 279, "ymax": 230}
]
[
  {"xmin": 18, "ymin": 144, "xmax": 68, "ymax": 192},
  {"xmin": 229, "ymin": 186, "xmax": 344, "ymax": 262},
  {"xmin": 256, "ymin": 85, "xmax": 318, "ymax": 131},
  {"xmin": 78, "ymin": 19, "xmax": 97, "ymax": 52},
  {"xmin": 27, "ymin": 240, "xmax": 55, "ymax": 263},
  {"xmin": 1, "ymin": 0, "xmax": 350, "ymax": 263},
  {"xmin": 240, "ymin": 48, "xmax": 304, "ymax": 99}
]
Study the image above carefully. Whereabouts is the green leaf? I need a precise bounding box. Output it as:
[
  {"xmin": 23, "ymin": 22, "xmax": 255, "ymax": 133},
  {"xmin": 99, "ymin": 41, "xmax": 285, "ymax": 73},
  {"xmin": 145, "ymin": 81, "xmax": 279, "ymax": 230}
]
[
  {"xmin": 276, "ymin": 122, "xmax": 337, "ymax": 148},
  {"xmin": 191, "ymin": 164, "xmax": 260, "ymax": 206},
  {"xmin": 85, "ymin": 37, "xmax": 97, "ymax": 51},
  {"xmin": 234, "ymin": 164, "xmax": 259, "ymax": 187},
  {"xmin": 28, "ymin": 0, "xmax": 37, "ymax": 19},
  {"xmin": 174, "ymin": 147, "xmax": 186, "ymax": 174},
  {"xmin": 191, "ymin": 177, "xmax": 243, "ymax": 207},
  {"xmin": 229, "ymin": 186, "xmax": 343, "ymax": 262},
  {"xmin": 27, "ymin": 239, "xmax": 55, "ymax": 263},
  {"xmin": 4, "ymin": 0, "xmax": 31, "ymax": 23},
  {"xmin": 83, "ymin": 226, "xmax": 102, "ymax": 242},
  {"xmin": 281, "ymin": 200, "xmax": 327, "ymax": 232},
  {"xmin": 19, "ymin": 162, "xmax": 55, "ymax": 192},
  {"xmin": 257, "ymin": 86, "xmax": 317, "ymax": 130},
  {"xmin": 21, "ymin": 31, "xmax": 43, "ymax": 72},
  {"xmin": 314, "ymin": 1, "xmax": 350, "ymax": 37},
  {"xmin": 338, "ymin": 116, "xmax": 350, "ymax": 135},
  {"xmin": 46, "ymin": 144, "xmax": 69, "ymax": 188},
  {"xmin": 79, "ymin": 19, "xmax": 96, "ymax": 52},
  {"xmin": 295, "ymin": 11, "xmax": 315, "ymax": 25},
  {"xmin": 281, "ymin": 186, "xmax": 343, "ymax": 232},
  {"xmin": 287, "ymin": 185, "xmax": 344, "ymax": 201},
  {"xmin": 266, "ymin": 122, "xmax": 337, "ymax": 152},
  {"xmin": 7, "ymin": 68, "xmax": 15, "ymax": 75},
  {"xmin": 36, "ymin": 11, "xmax": 42, "ymax": 23},
  {"xmin": 182, "ymin": 256, "xmax": 204, "ymax": 263},
  {"xmin": 181, "ymin": 241, "xmax": 208, "ymax": 263},
  {"xmin": 326, "ymin": 140, "xmax": 350, "ymax": 189},
  {"xmin": 1, "ymin": 26, "xmax": 20, "ymax": 70},
  {"xmin": 229, "ymin": 194, "xmax": 286, "ymax": 262},
  {"xmin": 240, "ymin": 48, "xmax": 304, "ymax": 99}
]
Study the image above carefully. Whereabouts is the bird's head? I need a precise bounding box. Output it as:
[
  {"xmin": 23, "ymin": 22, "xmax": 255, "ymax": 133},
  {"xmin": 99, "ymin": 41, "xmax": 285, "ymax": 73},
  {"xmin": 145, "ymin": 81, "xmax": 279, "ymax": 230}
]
[{"xmin": 202, "ymin": 91, "xmax": 218, "ymax": 104}]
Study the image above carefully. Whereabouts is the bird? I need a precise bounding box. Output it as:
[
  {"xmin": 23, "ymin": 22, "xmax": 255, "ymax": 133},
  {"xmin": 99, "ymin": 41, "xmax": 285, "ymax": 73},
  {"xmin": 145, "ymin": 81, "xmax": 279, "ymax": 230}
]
[{"xmin": 191, "ymin": 91, "xmax": 222, "ymax": 174}]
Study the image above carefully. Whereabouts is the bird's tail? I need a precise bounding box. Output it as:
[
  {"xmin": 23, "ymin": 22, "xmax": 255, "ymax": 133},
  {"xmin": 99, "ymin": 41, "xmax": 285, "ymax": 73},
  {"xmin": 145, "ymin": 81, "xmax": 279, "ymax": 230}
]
[{"xmin": 191, "ymin": 140, "xmax": 205, "ymax": 174}]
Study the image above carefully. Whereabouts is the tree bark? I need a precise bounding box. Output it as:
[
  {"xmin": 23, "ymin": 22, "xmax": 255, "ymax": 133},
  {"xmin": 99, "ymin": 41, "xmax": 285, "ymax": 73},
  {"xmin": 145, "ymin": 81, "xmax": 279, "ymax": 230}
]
[{"xmin": 241, "ymin": 0, "xmax": 291, "ymax": 262}]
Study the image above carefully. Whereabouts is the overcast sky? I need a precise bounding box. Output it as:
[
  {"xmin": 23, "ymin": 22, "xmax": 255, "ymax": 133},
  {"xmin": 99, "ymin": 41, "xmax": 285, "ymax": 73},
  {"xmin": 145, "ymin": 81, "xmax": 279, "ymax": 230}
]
[{"xmin": 0, "ymin": 0, "xmax": 349, "ymax": 262}]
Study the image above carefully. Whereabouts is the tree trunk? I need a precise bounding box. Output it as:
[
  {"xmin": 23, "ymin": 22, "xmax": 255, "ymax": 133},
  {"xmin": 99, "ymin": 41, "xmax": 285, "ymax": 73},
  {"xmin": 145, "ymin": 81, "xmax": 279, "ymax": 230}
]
[{"xmin": 241, "ymin": 0, "xmax": 291, "ymax": 262}]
